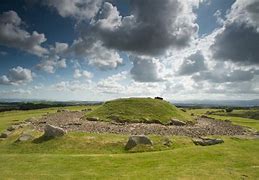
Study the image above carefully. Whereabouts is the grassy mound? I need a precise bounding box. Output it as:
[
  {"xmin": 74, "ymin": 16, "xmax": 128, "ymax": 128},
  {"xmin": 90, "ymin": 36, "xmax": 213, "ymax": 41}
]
[{"xmin": 85, "ymin": 98, "xmax": 194, "ymax": 124}]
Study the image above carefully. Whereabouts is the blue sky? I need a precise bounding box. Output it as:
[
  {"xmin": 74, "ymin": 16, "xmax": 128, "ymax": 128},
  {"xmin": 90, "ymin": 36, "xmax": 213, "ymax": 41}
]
[{"xmin": 0, "ymin": 0, "xmax": 258, "ymax": 101}]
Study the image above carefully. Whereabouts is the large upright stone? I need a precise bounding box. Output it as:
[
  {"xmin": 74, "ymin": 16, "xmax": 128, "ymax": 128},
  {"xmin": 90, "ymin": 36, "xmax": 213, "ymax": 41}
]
[
  {"xmin": 43, "ymin": 124, "xmax": 66, "ymax": 138},
  {"xmin": 125, "ymin": 135, "xmax": 153, "ymax": 150}
]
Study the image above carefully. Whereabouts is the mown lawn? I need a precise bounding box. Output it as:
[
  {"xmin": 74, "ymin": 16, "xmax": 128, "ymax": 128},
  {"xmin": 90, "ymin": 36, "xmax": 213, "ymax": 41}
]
[
  {"xmin": 0, "ymin": 136, "xmax": 258, "ymax": 179},
  {"xmin": 0, "ymin": 106, "xmax": 259, "ymax": 179}
]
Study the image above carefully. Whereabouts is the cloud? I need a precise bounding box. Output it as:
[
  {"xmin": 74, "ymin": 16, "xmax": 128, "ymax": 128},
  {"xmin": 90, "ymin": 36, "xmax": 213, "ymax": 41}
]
[
  {"xmin": 91, "ymin": 1, "xmax": 198, "ymax": 55},
  {"xmin": 36, "ymin": 42, "xmax": 68, "ymax": 73},
  {"xmin": 57, "ymin": 0, "xmax": 199, "ymax": 70},
  {"xmin": 0, "ymin": 11, "xmax": 48, "ymax": 56},
  {"xmin": 192, "ymin": 63, "xmax": 256, "ymax": 83},
  {"xmin": 97, "ymin": 71, "xmax": 127, "ymax": 94},
  {"xmin": 70, "ymin": 39, "xmax": 123, "ymax": 70},
  {"xmin": 178, "ymin": 51, "xmax": 207, "ymax": 75},
  {"xmin": 54, "ymin": 80, "xmax": 92, "ymax": 92},
  {"xmin": 211, "ymin": 0, "xmax": 259, "ymax": 65},
  {"xmin": 36, "ymin": 57, "xmax": 67, "ymax": 73},
  {"xmin": 73, "ymin": 69, "xmax": 93, "ymax": 79},
  {"xmin": 130, "ymin": 56, "xmax": 165, "ymax": 82},
  {"xmin": 43, "ymin": 0, "xmax": 102, "ymax": 20},
  {"xmin": 0, "ymin": 66, "xmax": 33, "ymax": 85}
]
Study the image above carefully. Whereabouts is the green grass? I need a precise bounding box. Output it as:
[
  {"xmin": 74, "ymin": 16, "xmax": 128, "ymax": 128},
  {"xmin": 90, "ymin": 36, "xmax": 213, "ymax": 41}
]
[
  {"xmin": 211, "ymin": 109, "xmax": 259, "ymax": 120},
  {"xmin": 0, "ymin": 134, "xmax": 258, "ymax": 179},
  {"xmin": 0, "ymin": 105, "xmax": 94, "ymax": 132},
  {"xmin": 188, "ymin": 108, "xmax": 259, "ymax": 130},
  {"xmin": 0, "ymin": 106, "xmax": 259, "ymax": 179},
  {"xmin": 86, "ymin": 98, "xmax": 193, "ymax": 124}
]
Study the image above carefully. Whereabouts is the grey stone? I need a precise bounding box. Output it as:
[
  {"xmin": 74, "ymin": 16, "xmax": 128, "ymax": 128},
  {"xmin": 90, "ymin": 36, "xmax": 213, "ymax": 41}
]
[
  {"xmin": 87, "ymin": 117, "xmax": 99, "ymax": 121},
  {"xmin": 43, "ymin": 124, "xmax": 66, "ymax": 138},
  {"xmin": 192, "ymin": 137, "xmax": 224, "ymax": 146},
  {"xmin": 0, "ymin": 131, "xmax": 12, "ymax": 138},
  {"xmin": 57, "ymin": 109, "xmax": 69, "ymax": 113},
  {"xmin": 7, "ymin": 125, "xmax": 17, "ymax": 131},
  {"xmin": 201, "ymin": 115, "xmax": 209, "ymax": 118},
  {"xmin": 162, "ymin": 137, "xmax": 172, "ymax": 147},
  {"xmin": 125, "ymin": 135, "xmax": 153, "ymax": 150},
  {"xmin": 16, "ymin": 134, "xmax": 34, "ymax": 142},
  {"xmin": 167, "ymin": 119, "xmax": 186, "ymax": 126},
  {"xmin": 25, "ymin": 117, "xmax": 37, "ymax": 122}
]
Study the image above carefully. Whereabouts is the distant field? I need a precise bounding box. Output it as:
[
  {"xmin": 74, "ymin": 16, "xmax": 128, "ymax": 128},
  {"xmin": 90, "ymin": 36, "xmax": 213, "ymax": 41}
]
[
  {"xmin": 187, "ymin": 108, "xmax": 259, "ymax": 130},
  {"xmin": 211, "ymin": 109, "xmax": 259, "ymax": 120},
  {"xmin": 0, "ymin": 106, "xmax": 259, "ymax": 179}
]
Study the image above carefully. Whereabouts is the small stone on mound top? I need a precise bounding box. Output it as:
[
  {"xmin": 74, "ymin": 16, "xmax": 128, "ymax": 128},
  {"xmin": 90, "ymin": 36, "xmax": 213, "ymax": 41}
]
[{"xmin": 125, "ymin": 135, "xmax": 153, "ymax": 150}]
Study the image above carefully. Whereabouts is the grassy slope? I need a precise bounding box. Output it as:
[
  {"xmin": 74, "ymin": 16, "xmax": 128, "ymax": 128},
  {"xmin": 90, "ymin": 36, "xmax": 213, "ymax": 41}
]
[{"xmin": 86, "ymin": 98, "xmax": 193, "ymax": 124}]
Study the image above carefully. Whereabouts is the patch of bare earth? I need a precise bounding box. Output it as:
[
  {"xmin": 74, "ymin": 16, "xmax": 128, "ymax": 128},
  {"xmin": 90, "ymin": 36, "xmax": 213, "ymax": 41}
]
[{"xmin": 31, "ymin": 111, "xmax": 249, "ymax": 137}]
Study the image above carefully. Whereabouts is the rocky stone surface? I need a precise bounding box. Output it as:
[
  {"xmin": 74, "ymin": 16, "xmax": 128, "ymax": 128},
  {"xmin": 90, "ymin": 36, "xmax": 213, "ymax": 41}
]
[
  {"xmin": 86, "ymin": 117, "xmax": 100, "ymax": 121},
  {"xmin": 162, "ymin": 137, "xmax": 172, "ymax": 147},
  {"xmin": 7, "ymin": 125, "xmax": 17, "ymax": 131},
  {"xmin": 0, "ymin": 130, "xmax": 12, "ymax": 138},
  {"xmin": 16, "ymin": 133, "xmax": 34, "ymax": 142},
  {"xmin": 32, "ymin": 111, "xmax": 249, "ymax": 137},
  {"xmin": 125, "ymin": 135, "xmax": 153, "ymax": 150},
  {"xmin": 43, "ymin": 124, "xmax": 66, "ymax": 138},
  {"xmin": 192, "ymin": 137, "xmax": 224, "ymax": 146}
]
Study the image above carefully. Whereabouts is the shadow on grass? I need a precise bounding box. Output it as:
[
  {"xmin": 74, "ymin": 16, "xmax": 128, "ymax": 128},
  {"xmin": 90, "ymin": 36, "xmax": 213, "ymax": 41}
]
[{"xmin": 32, "ymin": 135, "xmax": 55, "ymax": 144}]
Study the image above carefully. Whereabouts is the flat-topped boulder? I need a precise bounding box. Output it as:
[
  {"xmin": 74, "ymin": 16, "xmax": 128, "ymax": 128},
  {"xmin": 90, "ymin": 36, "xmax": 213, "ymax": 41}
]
[
  {"xmin": 167, "ymin": 119, "xmax": 187, "ymax": 126},
  {"xmin": 16, "ymin": 133, "xmax": 34, "ymax": 142},
  {"xmin": 125, "ymin": 135, "xmax": 153, "ymax": 150},
  {"xmin": 192, "ymin": 137, "xmax": 224, "ymax": 146},
  {"xmin": 43, "ymin": 124, "xmax": 66, "ymax": 138}
]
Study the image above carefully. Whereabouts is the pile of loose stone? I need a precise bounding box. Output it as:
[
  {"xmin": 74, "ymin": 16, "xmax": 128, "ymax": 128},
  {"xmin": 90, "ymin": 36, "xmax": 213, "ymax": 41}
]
[
  {"xmin": 31, "ymin": 110, "xmax": 249, "ymax": 137},
  {"xmin": 1, "ymin": 109, "xmax": 258, "ymax": 150},
  {"xmin": 0, "ymin": 118, "xmax": 33, "ymax": 140}
]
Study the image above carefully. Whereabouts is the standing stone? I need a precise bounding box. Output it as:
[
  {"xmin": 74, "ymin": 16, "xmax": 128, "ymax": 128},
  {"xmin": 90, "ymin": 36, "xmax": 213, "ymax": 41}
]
[
  {"xmin": 43, "ymin": 124, "xmax": 66, "ymax": 138},
  {"xmin": 125, "ymin": 135, "xmax": 153, "ymax": 150}
]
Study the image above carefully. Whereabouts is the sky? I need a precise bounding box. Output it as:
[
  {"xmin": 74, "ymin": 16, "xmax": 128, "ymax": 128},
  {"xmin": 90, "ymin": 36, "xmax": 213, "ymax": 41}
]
[{"xmin": 0, "ymin": 0, "xmax": 258, "ymax": 101}]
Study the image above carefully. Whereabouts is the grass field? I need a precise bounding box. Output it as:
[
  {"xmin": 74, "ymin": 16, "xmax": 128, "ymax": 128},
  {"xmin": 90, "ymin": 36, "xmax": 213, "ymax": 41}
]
[
  {"xmin": 188, "ymin": 108, "xmax": 259, "ymax": 130},
  {"xmin": 0, "ymin": 106, "xmax": 259, "ymax": 179},
  {"xmin": 86, "ymin": 98, "xmax": 193, "ymax": 124}
]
